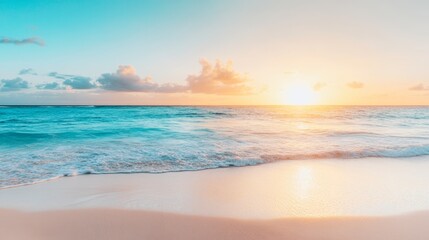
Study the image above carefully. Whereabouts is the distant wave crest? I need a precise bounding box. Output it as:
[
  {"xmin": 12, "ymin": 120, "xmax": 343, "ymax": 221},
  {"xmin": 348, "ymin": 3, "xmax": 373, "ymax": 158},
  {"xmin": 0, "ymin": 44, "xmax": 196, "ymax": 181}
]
[
  {"xmin": 261, "ymin": 145, "xmax": 429, "ymax": 161},
  {"xmin": 0, "ymin": 131, "xmax": 53, "ymax": 140}
]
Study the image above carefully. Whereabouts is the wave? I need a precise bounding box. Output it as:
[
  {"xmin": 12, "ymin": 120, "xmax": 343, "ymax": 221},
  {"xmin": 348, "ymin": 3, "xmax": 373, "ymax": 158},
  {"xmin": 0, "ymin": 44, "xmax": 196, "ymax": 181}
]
[
  {"xmin": 0, "ymin": 160, "xmax": 261, "ymax": 190},
  {"xmin": 326, "ymin": 130, "xmax": 380, "ymax": 136},
  {"xmin": 261, "ymin": 145, "xmax": 429, "ymax": 161},
  {"xmin": 0, "ymin": 175, "xmax": 64, "ymax": 190},
  {"xmin": 3, "ymin": 145, "xmax": 429, "ymax": 189},
  {"xmin": 0, "ymin": 132, "xmax": 54, "ymax": 140}
]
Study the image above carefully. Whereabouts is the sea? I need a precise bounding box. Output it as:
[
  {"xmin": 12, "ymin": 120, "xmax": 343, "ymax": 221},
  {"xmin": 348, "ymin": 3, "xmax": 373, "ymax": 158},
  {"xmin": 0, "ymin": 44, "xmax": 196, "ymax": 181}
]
[{"xmin": 1, "ymin": 105, "xmax": 429, "ymax": 188}]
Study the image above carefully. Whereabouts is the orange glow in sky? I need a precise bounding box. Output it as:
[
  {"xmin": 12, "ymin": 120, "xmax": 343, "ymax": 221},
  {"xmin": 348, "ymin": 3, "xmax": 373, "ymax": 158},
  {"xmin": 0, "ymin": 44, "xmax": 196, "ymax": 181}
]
[{"xmin": 282, "ymin": 83, "xmax": 318, "ymax": 105}]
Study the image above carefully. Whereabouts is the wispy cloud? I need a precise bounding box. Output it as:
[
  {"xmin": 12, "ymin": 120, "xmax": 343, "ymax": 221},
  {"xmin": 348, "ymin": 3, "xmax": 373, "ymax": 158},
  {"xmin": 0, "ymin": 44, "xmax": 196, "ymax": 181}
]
[
  {"xmin": 97, "ymin": 65, "xmax": 186, "ymax": 92},
  {"xmin": 36, "ymin": 82, "xmax": 64, "ymax": 90},
  {"xmin": 409, "ymin": 83, "xmax": 429, "ymax": 91},
  {"xmin": 347, "ymin": 81, "xmax": 364, "ymax": 89},
  {"xmin": 186, "ymin": 59, "xmax": 252, "ymax": 95},
  {"xmin": 0, "ymin": 78, "xmax": 30, "ymax": 92},
  {"xmin": 19, "ymin": 68, "xmax": 38, "ymax": 75},
  {"xmin": 313, "ymin": 82, "xmax": 326, "ymax": 91},
  {"xmin": 0, "ymin": 37, "xmax": 45, "ymax": 46},
  {"xmin": 48, "ymin": 72, "xmax": 77, "ymax": 80}
]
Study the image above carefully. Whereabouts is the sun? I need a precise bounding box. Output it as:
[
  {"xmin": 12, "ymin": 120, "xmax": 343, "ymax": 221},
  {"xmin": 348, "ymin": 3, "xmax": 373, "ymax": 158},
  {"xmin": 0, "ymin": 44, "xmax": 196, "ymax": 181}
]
[{"xmin": 282, "ymin": 83, "xmax": 317, "ymax": 105}]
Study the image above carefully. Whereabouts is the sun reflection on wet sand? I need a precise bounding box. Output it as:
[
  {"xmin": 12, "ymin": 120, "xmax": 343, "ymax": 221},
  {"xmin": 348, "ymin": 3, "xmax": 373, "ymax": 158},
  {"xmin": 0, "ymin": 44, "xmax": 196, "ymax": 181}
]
[
  {"xmin": 293, "ymin": 166, "xmax": 314, "ymax": 200},
  {"xmin": 189, "ymin": 158, "xmax": 429, "ymax": 218}
]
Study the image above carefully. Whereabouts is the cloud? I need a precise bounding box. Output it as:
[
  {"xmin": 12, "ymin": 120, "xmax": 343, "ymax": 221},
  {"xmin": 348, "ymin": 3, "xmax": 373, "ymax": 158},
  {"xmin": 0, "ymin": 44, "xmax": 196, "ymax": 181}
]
[
  {"xmin": 48, "ymin": 72, "xmax": 76, "ymax": 80},
  {"xmin": 63, "ymin": 77, "xmax": 96, "ymax": 89},
  {"xmin": 186, "ymin": 59, "xmax": 252, "ymax": 95},
  {"xmin": 36, "ymin": 82, "xmax": 63, "ymax": 90},
  {"xmin": 409, "ymin": 83, "xmax": 429, "ymax": 91},
  {"xmin": 347, "ymin": 81, "xmax": 364, "ymax": 89},
  {"xmin": 0, "ymin": 37, "xmax": 45, "ymax": 46},
  {"xmin": 0, "ymin": 78, "xmax": 30, "ymax": 91},
  {"xmin": 17, "ymin": 59, "xmax": 253, "ymax": 95},
  {"xmin": 48, "ymin": 72, "xmax": 96, "ymax": 89},
  {"xmin": 313, "ymin": 82, "xmax": 326, "ymax": 91},
  {"xmin": 97, "ymin": 60, "xmax": 252, "ymax": 95},
  {"xmin": 97, "ymin": 65, "xmax": 186, "ymax": 92},
  {"xmin": 19, "ymin": 68, "xmax": 38, "ymax": 75}
]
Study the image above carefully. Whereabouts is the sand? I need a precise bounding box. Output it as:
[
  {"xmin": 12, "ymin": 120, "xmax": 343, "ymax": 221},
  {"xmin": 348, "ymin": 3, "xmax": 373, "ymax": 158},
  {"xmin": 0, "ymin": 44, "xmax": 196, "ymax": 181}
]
[
  {"xmin": 2, "ymin": 158, "xmax": 429, "ymax": 239},
  {"xmin": 1, "ymin": 209, "xmax": 428, "ymax": 240}
]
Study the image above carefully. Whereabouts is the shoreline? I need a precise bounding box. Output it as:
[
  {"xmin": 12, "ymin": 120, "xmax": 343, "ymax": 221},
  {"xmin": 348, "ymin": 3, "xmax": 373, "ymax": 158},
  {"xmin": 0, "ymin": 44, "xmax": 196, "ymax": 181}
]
[
  {"xmin": 2, "ymin": 154, "xmax": 427, "ymax": 191},
  {"xmin": 0, "ymin": 161, "xmax": 263, "ymax": 191}
]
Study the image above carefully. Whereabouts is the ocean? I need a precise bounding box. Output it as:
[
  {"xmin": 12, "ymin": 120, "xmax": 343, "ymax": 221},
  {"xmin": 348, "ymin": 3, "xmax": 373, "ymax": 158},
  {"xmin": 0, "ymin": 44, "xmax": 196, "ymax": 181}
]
[{"xmin": 1, "ymin": 105, "xmax": 429, "ymax": 188}]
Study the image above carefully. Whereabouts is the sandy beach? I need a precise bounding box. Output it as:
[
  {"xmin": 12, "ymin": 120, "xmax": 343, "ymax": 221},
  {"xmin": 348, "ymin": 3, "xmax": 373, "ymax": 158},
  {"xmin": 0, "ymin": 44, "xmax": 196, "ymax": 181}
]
[
  {"xmin": 1, "ymin": 208, "xmax": 428, "ymax": 240},
  {"xmin": 2, "ymin": 158, "xmax": 429, "ymax": 239}
]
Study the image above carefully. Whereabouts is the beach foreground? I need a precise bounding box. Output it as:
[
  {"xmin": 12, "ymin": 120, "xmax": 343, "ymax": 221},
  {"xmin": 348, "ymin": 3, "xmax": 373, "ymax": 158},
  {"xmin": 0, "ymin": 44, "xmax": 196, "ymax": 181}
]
[
  {"xmin": 1, "ymin": 208, "xmax": 428, "ymax": 240},
  {"xmin": 1, "ymin": 158, "xmax": 429, "ymax": 239}
]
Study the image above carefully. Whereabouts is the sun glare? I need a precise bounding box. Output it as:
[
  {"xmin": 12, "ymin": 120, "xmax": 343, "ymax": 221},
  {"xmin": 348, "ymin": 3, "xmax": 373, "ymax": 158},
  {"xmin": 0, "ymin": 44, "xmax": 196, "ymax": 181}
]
[{"xmin": 282, "ymin": 83, "xmax": 317, "ymax": 105}]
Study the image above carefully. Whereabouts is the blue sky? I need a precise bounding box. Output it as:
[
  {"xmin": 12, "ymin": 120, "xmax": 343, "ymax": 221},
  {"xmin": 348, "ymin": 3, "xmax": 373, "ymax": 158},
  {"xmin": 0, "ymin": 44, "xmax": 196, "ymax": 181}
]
[
  {"xmin": 2, "ymin": 0, "xmax": 429, "ymax": 105},
  {"xmin": 1, "ymin": 0, "xmax": 224, "ymax": 78}
]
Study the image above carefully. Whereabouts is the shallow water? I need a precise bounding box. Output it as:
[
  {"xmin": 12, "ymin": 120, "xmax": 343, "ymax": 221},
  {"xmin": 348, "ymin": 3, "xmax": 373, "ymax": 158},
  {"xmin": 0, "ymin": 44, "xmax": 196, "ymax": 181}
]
[{"xmin": 1, "ymin": 105, "xmax": 429, "ymax": 188}]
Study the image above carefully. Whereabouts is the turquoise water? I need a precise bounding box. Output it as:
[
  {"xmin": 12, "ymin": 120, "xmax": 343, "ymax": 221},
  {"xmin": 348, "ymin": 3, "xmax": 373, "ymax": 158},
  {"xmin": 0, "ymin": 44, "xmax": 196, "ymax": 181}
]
[{"xmin": 1, "ymin": 106, "xmax": 429, "ymax": 188}]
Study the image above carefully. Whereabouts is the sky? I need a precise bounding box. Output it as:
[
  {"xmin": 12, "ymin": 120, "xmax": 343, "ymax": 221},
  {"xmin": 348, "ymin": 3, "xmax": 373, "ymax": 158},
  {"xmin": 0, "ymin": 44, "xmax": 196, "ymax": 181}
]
[{"xmin": 1, "ymin": 0, "xmax": 429, "ymax": 105}]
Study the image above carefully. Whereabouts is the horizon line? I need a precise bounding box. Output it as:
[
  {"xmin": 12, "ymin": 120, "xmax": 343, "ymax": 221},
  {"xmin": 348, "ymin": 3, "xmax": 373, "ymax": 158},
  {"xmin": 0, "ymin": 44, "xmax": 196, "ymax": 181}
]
[{"xmin": 2, "ymin": 104, "xmax": 429, "ymax": 107}]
